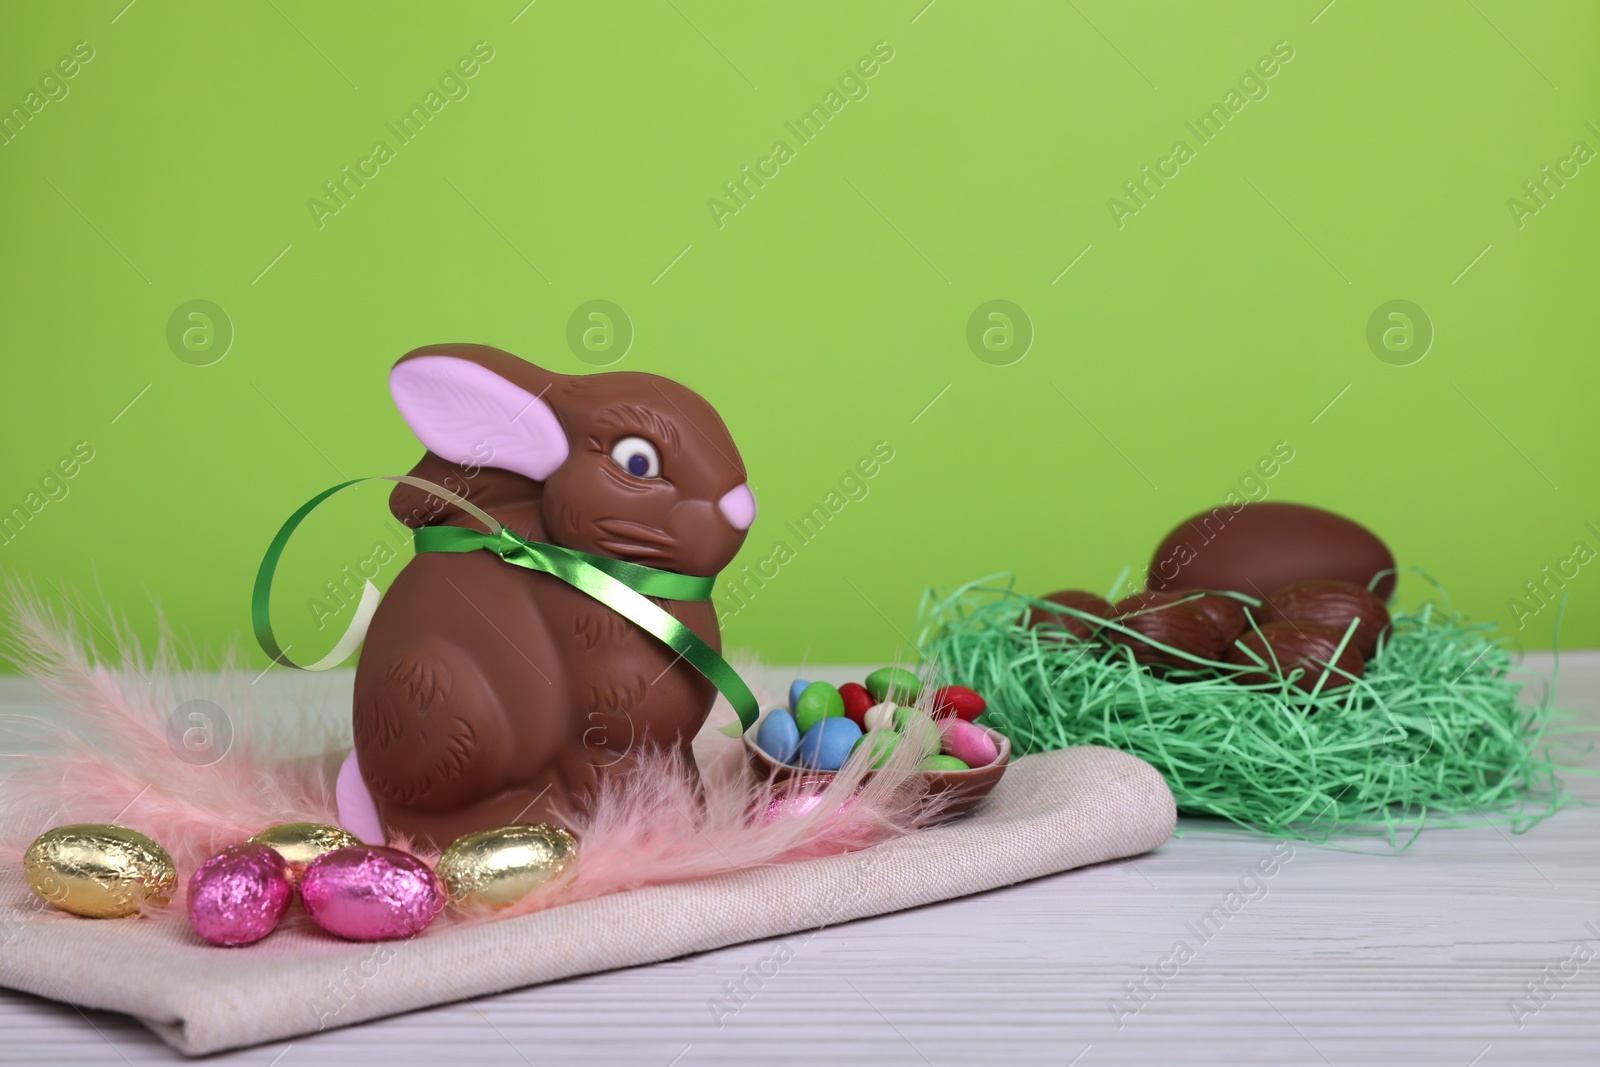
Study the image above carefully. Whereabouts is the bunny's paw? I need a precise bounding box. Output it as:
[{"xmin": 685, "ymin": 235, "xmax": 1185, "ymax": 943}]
[{"xmin": 354, "ymin": 649, "xmax": 504, "ymax": 810}]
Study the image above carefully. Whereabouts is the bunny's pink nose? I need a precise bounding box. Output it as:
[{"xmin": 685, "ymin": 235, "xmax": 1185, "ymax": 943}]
[{"xmin": 718, "ymin": 484, "xmax": 756, "ymax": 530}]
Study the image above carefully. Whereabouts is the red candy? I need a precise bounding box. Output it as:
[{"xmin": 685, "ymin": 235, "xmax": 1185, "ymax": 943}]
[
  {"xmin": 838, "ymin": 682, "xmax": 873, "ymax": 727},
  {"xmin": 930, "ymin": 685, "xmax": 986, "ymax": 721}
]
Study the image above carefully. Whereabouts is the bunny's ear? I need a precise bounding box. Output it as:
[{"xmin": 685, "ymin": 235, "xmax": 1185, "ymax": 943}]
[{"xmin": 389, "ymin": 354, "xmax": 569, "ymax": 481}]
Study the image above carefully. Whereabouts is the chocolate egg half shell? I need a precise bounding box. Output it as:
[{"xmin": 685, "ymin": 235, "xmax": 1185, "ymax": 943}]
[
  {"xmin": 1227, "ymin": 621, "xmax": 1365, "ymax": 693},
  {"xmin": 247, "ymin": 822, "xmax": 364, "ymax": 883},
  {"xmin": 23, "ymin": 824, "xmax": 176, "ymax": 918},
  {"xmin": 1148, "ymin": 502, "xmax": 1396, "ymax": 602},
  {"xmin": 435, "ymin": 823, "xmax": 578, "ymax": 909}
]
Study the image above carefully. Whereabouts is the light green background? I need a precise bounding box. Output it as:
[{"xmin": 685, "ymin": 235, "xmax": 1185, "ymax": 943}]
[{"xmin": 1, "ymin": 1, "xmax": 1596, "ymax": 671}]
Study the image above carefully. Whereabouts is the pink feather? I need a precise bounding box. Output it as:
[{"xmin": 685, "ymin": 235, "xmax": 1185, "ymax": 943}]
[
  {"xmin": 2, "ymin": 585, "xmax": 951, "ymax": 932},
  {"xmin": 447, "ymin": 722, "xmax": 948, "ymax": 923},
  {"xmin": 0, "ymin": 583, "xmax": 336, "ymax": 882}
]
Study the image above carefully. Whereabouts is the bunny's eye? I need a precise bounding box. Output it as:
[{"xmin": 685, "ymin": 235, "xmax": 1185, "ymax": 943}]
[{"xmin": 609, "ymin": 436, "xmax": 661, "ymax": 479}]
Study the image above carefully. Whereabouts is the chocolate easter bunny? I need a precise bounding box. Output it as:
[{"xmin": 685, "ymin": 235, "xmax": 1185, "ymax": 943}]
[{"xmin": 350, "ymin": 344, "xmax": 756, "ymax": 849}]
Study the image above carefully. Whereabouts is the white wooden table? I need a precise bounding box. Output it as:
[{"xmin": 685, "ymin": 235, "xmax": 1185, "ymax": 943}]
[{"xmin": 2, "ymin": 656, "xmax": 1596, "ymax": 1066}]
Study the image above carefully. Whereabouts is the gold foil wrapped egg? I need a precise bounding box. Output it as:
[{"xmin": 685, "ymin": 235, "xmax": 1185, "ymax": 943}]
[
  {"xmin": 247, "ymin": 822, "xmax": 363, "ymax": 883},
  {"xmin": 436, "ymin": 823, "xmax": 578, "ymax": 909},
  {"xmin": 23, "ymin": 824, "xmax": 177, "ymax": 918}
]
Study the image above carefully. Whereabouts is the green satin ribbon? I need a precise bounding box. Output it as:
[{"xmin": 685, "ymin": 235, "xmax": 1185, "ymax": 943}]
[
  {"xmin": 251, "ymin": 477, "xmax": 759, "ymax": 733},
  {"xmin": 412, "ymin": 524, "xmax": 756, "ymax": 731},
  {"xmin": 414, "ymin": 525, "xmax": 715, "ymax": 602}
]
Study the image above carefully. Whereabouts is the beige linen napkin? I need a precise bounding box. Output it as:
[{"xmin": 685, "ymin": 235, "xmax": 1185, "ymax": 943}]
[{"xmin": 0, "ymin": 745, "xmax": 1175, "ymax": 1055}]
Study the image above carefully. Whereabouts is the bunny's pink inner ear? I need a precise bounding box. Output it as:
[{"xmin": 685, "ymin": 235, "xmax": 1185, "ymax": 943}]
[{"xmin": 389, "ymin": 355, "xmax": 569, "ymax": 481}]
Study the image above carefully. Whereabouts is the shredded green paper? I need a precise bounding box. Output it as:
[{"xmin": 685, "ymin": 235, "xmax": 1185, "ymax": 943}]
[{"xmin": 916, "ymin": 574, "xmax": 1576, "ymax": 846}]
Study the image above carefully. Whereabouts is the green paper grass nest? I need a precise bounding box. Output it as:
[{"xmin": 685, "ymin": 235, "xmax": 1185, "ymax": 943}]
[{"xmin": 916, "ymin": 574, "xmax": 1571, "ymax": 844}]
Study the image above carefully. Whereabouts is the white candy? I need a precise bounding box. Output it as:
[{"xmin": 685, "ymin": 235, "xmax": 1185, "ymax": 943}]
[{"xmin": 863, "ymin": 702, "xmax": 898, "ymax": 732}]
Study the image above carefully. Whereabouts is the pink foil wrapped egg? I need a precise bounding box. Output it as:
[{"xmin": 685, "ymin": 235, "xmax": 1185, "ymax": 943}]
[
  {"xmin": 187, "ymin": 843, "xmax": 294, "ymax": 947},
  {"xmin": 299, "ymin": 846, "xmax": 444, "ymax": 942},
  {"xmin": 755, "ymin": 774, "xmax": 858, "ymax": 824}
]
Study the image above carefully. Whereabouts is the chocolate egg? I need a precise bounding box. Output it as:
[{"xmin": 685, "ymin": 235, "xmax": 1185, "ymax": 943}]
[
  {"xmin": 1111, "ymin": 593, "xmax": 1225, "ymax": 668},
  {"xmin": 1227, "ymin": 621, "xmax": 1365, "ymax": 692},
  {"xmin": 23, "ymin": 824, "xmax": 176, "ymax": 918},
  {"xmin": 1028, "ymin": 590, "xmax": 1115, "ymax": 640},
  {"xmin": 1260, "ymin": 580, "xmax": 1391, "ymax": 658},
  {"xmin": 1125, "ymin": 589, "xmax": 1249, "ymax": 645},
  {"xmin": 435, "ymin": 823, "xmax": 578, "ymax": 909},
  {"xmin": 1186, "ymin": 592, "xmax": 1249, "ymax": 645},
  {"xmin": 187, "ymin": 843, "xmax": 293, "ymax": 946},
  {"xmin": 299, "ymin": 846, "xmax": 444, "ymax": 941},
  {"xmin": 1147, "ymin": 502, "xmax": 1396, "ymax": 602},
  {"xmin": 247, "ymin": 822, "xmax": 363, "ymax": 883}
]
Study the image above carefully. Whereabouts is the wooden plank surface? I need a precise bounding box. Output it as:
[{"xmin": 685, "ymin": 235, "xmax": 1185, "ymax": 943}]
[{"xmin": 1, "ymin": 654, "xmax": 1594, "ymax": 1066}]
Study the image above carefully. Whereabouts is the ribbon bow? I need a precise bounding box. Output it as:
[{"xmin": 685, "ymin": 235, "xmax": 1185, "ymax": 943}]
[{"xmin": 251, "ymin": 476, "xmax": 758, "ymax": 733}]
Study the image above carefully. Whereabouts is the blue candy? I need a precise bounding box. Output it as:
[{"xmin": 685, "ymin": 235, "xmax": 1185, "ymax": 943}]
[
  {"xmin": 795, "ymin": 717, "xmax": 864, "ymax": 772},
  {"xmin": 788, "ymin": 679, "xmax": 810, "ymax": 713},
  {"xmin": 755, "ymin": 708, "xmax": 801, "ymax": 764}
]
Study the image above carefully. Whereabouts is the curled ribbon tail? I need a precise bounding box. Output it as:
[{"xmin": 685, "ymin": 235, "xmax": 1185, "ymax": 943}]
[{"xmin": 253, "ymin": 478, "xmax": 760, "ymax": 731}]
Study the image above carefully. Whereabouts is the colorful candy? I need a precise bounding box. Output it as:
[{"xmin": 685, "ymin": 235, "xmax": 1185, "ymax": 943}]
[
  {"xmin": 863, "ymin": 702, "xmax": 897, "ymax": 732},
  {"xmin": 187, "ymin": 843, "xmax": 293, "ymax": 946},
  {"xmin": 755, "ymin": 708, "xmax": 802, "ymax": 764},
  {"xmin": 299, "ymin": 846, "xmax": 444, "ymax": 942},
  {"xmin": 864, "ymin": 666, "xmax": 920, "ymax": 704},
  {"xmin": 893, "ymin": 707, "xmax": 942, "ymax": 758},
  {"xmin": 838, "ymin": 682, "xmax": 874, "ymax": 727},
  {"xmin": 23, "ymin": 824, "xmax": 176, "ymax": 919},
  {"xmin": 794, "ymin": 716, "xmax": 863, "ymax": 771},
  {"xmin": 794, "ymin": 682, "xmax": 845, "ymax": 731},
  {"xmin": 762, "ymin": 670, "xmax": 999, "ymax": 778},
  {"xmin": 938, "ymin": 718, "xmax": 1000, "ymax": 768},
  {"xmin": 435, "ymin": 823, "xmax": 578, "ymax": 909},
  {"xmin": 851, "ymin": 729, "xmax": 900, "ymax": 768},
  {"xmin": 930, "ymin": 685, "xmax": 986, "ymax": 721}
]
